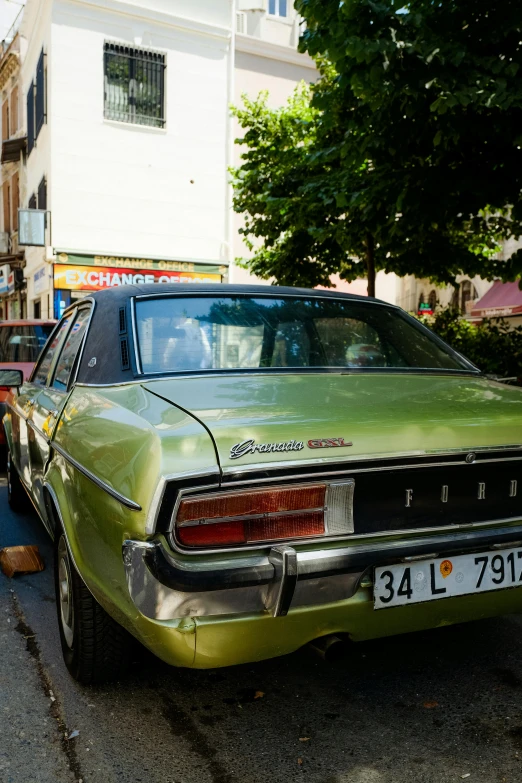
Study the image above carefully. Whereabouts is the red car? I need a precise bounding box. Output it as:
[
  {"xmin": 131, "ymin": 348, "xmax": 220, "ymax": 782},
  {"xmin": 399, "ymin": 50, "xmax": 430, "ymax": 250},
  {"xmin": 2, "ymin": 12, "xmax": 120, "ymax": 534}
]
[{"xmin": 0, "ymin": 319, "xmax": 56, "ymax": 446}]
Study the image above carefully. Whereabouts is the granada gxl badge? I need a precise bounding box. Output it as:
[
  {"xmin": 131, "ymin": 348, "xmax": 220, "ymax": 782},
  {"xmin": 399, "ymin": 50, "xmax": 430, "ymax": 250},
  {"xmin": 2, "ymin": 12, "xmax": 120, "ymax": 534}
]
[{"xmin": 308, "ymin": 437, "xmax": 353, "ymax": 449}]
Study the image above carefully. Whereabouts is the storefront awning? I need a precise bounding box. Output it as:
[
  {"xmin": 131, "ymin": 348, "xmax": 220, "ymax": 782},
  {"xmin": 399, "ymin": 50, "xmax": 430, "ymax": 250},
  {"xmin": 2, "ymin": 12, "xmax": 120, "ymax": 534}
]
[{"xmin": 471, "ymin": 280, "xmax": 522, "ymax": 319}]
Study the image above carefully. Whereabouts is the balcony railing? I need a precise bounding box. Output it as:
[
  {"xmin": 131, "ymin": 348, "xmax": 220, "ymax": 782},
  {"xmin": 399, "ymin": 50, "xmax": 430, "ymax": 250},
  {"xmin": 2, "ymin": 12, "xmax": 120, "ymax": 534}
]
[{"xmin": 1, "ymin": 6, "xmax": 23, "ymax": 60}]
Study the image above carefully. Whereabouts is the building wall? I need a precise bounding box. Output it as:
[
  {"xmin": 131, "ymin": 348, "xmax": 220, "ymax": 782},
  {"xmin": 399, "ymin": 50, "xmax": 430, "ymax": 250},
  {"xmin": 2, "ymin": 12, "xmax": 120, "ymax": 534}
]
[
  {"xmin": 21, "ymin": 0, "xmax": 54, "ymax": 318},
  {"xmin": 230, "ymin": 39, "xmax": 316, "ymax": 284},
  {"xmin": 50, "ymin": 0, "xmax": 231, "ymax": 261},
  {"xmin": 20, "ymin": 0, "xmax": 233, "ymax": 317}
]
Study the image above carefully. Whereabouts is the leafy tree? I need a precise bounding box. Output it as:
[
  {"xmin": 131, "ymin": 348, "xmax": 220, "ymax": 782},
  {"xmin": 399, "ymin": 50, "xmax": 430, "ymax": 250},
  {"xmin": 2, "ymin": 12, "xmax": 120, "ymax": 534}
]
[
  {"xmin": 231, "ymin": 0, "xmax": 522, "ymax": 295},
  {"xmin": 421, "ymin": 308, "xmax": 522, "ymax": 378}
]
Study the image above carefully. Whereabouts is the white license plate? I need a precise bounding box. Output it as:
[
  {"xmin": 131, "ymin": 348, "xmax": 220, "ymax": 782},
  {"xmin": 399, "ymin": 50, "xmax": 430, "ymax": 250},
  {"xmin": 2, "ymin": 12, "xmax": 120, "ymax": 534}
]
[{"xmin": 374, "ymin": 547, "xmax": 522, "ymax": 609}]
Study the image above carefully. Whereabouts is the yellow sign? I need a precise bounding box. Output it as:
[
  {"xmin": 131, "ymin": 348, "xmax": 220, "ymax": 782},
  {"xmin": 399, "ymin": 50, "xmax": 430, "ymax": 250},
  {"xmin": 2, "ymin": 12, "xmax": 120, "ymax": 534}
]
[{"xmin": 54, "ymin": 264, "xmax": 222, "ymax": 291}]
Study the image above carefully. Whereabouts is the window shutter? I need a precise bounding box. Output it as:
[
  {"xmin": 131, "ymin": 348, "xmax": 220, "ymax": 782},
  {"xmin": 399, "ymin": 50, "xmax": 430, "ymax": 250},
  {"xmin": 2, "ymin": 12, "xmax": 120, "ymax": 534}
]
[
  {"xmin": 27, "ymin": 83, "xmax": 35, "ymax": 154},
  {"xmin": 37, "ymin": 177, "xmax": 47, "ymax": 211},
  {"xmin": 2, "ymin": 100, "xmax": 8, "ymax": 141},
  {"xmin": 28, "ymin": 193, "xmax": 37, "ymax": 210},
  {"xmin": 10, "ymin": 86, "xmax": 18, "ymax": 135},
  {"xmin": 3, "ymin": 181, "xmax": 10, "ymax": 234},
  {"xmin": 35, "ymin": 50, "xmax": 45, "ymax": 139},
  {"xmin": 11, "ymin": 173, "xmax": 19, "ymax": 232}
]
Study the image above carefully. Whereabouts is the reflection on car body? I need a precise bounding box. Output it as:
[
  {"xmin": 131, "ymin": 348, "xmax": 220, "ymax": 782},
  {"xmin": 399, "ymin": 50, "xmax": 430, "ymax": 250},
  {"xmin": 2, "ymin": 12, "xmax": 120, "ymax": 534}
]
[
  {"xmin": 2, "ymin": 283, "xmax": 522, "ymax": 684},
  {"xmin": 0, "ymin": 319, "xmax": 55, "ymax": 447}
]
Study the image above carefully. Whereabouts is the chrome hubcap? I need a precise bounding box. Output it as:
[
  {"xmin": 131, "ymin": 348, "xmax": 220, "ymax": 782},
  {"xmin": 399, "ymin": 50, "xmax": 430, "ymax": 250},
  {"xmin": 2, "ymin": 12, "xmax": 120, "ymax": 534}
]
[{"xmin": 57, "ymin": 536, "xmax": 74, "ymax": 648}]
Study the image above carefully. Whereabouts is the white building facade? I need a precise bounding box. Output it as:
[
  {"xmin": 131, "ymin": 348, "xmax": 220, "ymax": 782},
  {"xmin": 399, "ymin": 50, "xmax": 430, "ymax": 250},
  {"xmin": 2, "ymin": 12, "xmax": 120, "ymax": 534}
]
[
  {"xmin": 20, "ymin": 0, "xmax": 234, "ymax": 318},
  {"xmin": 10, "ymin": 0, "xmax": 324, "ymax": 318}
]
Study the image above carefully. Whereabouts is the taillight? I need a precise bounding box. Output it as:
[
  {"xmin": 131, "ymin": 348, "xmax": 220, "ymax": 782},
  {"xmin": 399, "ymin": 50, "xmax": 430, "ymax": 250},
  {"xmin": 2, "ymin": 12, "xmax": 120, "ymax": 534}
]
[{"xmin": 175, "ymin": 480, "xmax": 355, "ymax": 548}]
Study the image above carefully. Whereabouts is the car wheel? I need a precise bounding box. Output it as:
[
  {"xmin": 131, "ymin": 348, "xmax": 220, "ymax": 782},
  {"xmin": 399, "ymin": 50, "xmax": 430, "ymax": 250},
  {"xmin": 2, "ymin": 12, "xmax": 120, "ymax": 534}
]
[
  {"xmin": 54, "ymin": 532, "xmax": 132, "ymax": 684},
  {"xmin": 6, "ymin": 448, "xmax": 29, "ymax": 512}
]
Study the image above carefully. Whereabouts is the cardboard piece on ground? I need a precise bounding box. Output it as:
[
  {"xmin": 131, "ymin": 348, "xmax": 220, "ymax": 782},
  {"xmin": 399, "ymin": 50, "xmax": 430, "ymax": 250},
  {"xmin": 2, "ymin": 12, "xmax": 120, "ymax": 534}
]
[{"xmin": 0, "ymin": 546, "xmax": 45, "ymax": 578}]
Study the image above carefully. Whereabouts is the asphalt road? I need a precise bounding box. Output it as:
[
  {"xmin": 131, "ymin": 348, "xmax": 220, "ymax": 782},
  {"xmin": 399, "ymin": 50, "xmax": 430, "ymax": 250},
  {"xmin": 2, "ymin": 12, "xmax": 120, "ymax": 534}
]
[{"xmin": 2, "ymin": 480, "xmax": 522, "ymax": 783}]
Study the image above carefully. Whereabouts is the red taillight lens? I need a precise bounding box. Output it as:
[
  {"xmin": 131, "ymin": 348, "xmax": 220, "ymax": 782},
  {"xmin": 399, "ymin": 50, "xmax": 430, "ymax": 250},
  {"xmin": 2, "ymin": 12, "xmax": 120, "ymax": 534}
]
[{"xmin": 176, "ymin": 484, "xmax": 326, "ymax": 548}]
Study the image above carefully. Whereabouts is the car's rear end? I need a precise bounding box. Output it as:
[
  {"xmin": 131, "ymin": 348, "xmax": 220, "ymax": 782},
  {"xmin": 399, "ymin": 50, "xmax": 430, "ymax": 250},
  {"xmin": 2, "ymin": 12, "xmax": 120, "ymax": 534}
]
[
  {"xmin": 0, "ymin": 320, "xmax": 55, "ymax": 445},
  {"xmin": 106, "ymin": 289, "xmax": 522, "ymax": 668}
]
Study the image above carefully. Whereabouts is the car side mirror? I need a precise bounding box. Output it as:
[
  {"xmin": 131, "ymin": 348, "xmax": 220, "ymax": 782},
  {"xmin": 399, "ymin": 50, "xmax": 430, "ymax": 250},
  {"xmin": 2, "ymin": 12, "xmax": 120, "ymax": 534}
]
[{"xmin": 0, "ymin": 369, "xmax": 24, "ymax": 390}]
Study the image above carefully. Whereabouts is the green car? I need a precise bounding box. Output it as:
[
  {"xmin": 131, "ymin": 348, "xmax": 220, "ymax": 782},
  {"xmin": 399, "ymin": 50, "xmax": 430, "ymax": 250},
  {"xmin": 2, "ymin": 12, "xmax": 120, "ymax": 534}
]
[{"xmin": 3, "ymin": 284, "xmax": 522, "ymax": 684}]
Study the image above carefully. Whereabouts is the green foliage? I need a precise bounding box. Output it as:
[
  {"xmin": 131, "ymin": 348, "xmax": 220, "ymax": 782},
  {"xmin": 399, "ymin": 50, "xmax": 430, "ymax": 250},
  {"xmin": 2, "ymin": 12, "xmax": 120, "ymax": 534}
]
[
  {"xmin": 231, "ymin": 0, "xmax": 522, "ymax": 291},
  {"xmin": 421, "ymin": 309, "xmax": 522, "ymax": 377}
]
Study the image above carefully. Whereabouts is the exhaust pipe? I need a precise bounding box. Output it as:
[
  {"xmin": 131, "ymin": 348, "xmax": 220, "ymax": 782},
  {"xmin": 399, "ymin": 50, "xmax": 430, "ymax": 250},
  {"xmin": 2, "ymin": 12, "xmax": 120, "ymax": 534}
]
[{"xmin": 307, "ymin": 634, "xmax": 351, "ymax": 663}]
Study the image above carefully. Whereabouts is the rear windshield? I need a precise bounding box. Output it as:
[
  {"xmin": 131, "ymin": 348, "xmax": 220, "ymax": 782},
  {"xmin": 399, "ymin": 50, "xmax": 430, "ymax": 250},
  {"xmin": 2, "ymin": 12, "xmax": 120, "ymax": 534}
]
[
  {"xmin": 0, "ymin": 324, "xmax": 54, "ymax": 363},
  {"xmin": 135, "ymin": 295, "xmax": 475, "ymax": 375}
]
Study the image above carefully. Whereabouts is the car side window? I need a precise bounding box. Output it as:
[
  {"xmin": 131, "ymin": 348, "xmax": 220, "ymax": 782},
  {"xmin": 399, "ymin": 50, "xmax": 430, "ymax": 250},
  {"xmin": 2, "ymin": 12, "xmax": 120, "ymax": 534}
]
[
  {"xmin": 51, "ymin": 308, "xmax": 91, "ymax": 391},
  {"xmin": 32, "ymin": 315, "xmax": 73, "ymax": 387}
]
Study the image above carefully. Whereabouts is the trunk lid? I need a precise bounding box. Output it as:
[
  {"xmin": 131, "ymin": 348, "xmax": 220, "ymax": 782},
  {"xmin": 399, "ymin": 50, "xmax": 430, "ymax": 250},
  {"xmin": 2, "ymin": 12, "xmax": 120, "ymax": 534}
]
[{"xmin": 142, "ymin": 373, "xmax": 522, "ymax": 471}]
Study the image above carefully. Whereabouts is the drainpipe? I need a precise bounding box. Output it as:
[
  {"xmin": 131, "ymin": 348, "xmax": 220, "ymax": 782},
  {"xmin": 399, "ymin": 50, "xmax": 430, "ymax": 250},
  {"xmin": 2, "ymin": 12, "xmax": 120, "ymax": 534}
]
[{"xmin": 224, "ymin": 0, "xmax": 236, "ymax": 283}]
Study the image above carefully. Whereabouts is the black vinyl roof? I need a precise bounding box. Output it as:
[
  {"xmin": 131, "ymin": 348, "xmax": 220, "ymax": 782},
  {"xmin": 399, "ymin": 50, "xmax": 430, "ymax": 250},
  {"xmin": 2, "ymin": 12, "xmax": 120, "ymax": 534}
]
[{"xmin": 74, "ymin": 283, "xmax": 392, "ymax": 385}]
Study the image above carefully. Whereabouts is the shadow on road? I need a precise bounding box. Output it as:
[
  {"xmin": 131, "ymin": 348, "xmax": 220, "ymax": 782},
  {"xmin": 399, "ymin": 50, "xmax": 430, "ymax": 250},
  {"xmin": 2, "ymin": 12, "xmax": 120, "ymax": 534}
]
[{"xmin": 2, "ymin": 482, "xmax": 522, "ymax": 783}]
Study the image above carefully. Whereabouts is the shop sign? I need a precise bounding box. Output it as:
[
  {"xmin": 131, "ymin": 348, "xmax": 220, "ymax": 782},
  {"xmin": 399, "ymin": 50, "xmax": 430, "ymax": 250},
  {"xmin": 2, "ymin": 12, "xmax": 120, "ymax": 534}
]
[
  {"xmin": 7, "ymin": 270, "xmax": 15, "ymax": 295},
  {"xmin": 54, "ymin": 264, "xmax": 222, "ymax": 291},
  {"xmin": 55, "ymin": 252, "xmax": 228, "ymax": 277},
  {"xmin": 0, "ymin": 264, "xmax": 10, "ymax": 296},
  {"xmin": 33, "ymin": 266, "xmax": 48, "ymax": 295},
  {"xmin": 417, "ymin": 302, "xmax": 434, "ymax": 316}
]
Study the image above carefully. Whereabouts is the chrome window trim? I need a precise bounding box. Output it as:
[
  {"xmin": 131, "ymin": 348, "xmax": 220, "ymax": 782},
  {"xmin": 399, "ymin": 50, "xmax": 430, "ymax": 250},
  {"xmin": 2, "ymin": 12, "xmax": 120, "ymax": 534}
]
[
  {"xmin": 30, "ymin": 314, "xmax": 74, "ymax": 388},
  {"xmin": 73, "ymin": 365, "xmax": 484, "ymax": 388},
  {"xmin": 51, "ymin": 442, "xmax": 142, "ymax": 511},
  {"xmin": 69, "ymin": 298, "xmax": 96, "ymax": 388},
  {"xmin": 130, "ymin": 291, "xmax": 478, "ymax": 376},
  {"xmin": 130, "ymin": 297, "xmax": 142, "ymax": 374},
  {"xmin": 134, "ymin": 367, "xmax": 481, "ymax": 379}
]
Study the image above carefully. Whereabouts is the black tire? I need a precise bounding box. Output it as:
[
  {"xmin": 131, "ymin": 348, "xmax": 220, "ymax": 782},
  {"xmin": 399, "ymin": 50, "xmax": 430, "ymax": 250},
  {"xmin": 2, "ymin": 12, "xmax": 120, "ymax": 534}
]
[
  {"xmin": 6, "ymin": 448, "xmax": 29, "ymax": 512},
  {"xmin": 54, "ymin": 531, "xmax": 132, "ymax": 684}
]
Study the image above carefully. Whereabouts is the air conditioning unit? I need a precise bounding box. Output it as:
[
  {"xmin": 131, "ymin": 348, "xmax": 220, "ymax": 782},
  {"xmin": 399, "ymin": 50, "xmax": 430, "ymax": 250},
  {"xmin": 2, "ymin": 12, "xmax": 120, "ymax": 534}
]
[
  {"xmin": 237, "ymin": 0, "xmax": 266, "ymax": 11},
  {"xmin": 236, "ymin": 11, "xmax": 247, "ymax": 34}
]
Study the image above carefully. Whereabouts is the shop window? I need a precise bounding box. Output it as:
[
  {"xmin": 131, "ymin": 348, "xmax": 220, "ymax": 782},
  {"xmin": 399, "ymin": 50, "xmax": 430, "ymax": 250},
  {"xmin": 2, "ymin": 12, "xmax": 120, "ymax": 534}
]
[
  {"xmin": 27, "ymin": 82, "xmax": 35, "ymax": 154},
  {"xmin": 269, "ymin": 0, "xmax": 288, "ymax": 16},
  {"xmin": 34, "ymin": 299, "xmax": 41, "ymax": 319},
  {"xmin": 104, "ymin": 42, "xmax": 166, "ymax": 128}
]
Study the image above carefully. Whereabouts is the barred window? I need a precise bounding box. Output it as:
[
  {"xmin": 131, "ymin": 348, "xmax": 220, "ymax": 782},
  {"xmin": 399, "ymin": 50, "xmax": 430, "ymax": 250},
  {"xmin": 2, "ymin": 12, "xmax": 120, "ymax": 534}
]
[{"xmin": 104, "ymin": 42, "xmax": 165, "ymax": 128}]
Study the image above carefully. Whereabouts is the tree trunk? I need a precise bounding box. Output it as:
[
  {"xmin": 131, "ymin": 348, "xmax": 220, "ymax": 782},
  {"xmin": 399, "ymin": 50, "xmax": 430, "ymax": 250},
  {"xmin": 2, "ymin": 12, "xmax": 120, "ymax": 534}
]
[{"xmin": 366, "ymin": 233, "xmax": 376, "ymax": 298}]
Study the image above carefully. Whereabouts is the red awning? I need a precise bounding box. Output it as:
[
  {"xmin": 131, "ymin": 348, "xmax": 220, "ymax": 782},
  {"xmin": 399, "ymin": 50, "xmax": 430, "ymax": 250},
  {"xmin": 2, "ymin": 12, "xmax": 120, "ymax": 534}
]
[{"xmin": 471, "ymin": 280, "xmax": 522, "ymax": 319}]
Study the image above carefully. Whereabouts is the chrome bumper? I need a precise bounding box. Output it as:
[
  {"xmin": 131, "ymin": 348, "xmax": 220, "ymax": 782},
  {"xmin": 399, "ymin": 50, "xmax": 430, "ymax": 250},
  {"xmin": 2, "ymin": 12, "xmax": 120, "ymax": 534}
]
[{"xmin": 123, "ymin": 523, "xmax": 522, "ymax": 621}]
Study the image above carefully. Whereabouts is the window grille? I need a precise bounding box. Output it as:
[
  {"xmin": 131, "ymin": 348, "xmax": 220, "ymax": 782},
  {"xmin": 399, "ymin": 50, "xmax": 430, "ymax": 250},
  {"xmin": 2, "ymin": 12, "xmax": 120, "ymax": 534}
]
[{"xmin": 104, "ymin": 42, "xmax": 166, "ymax": 128}]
